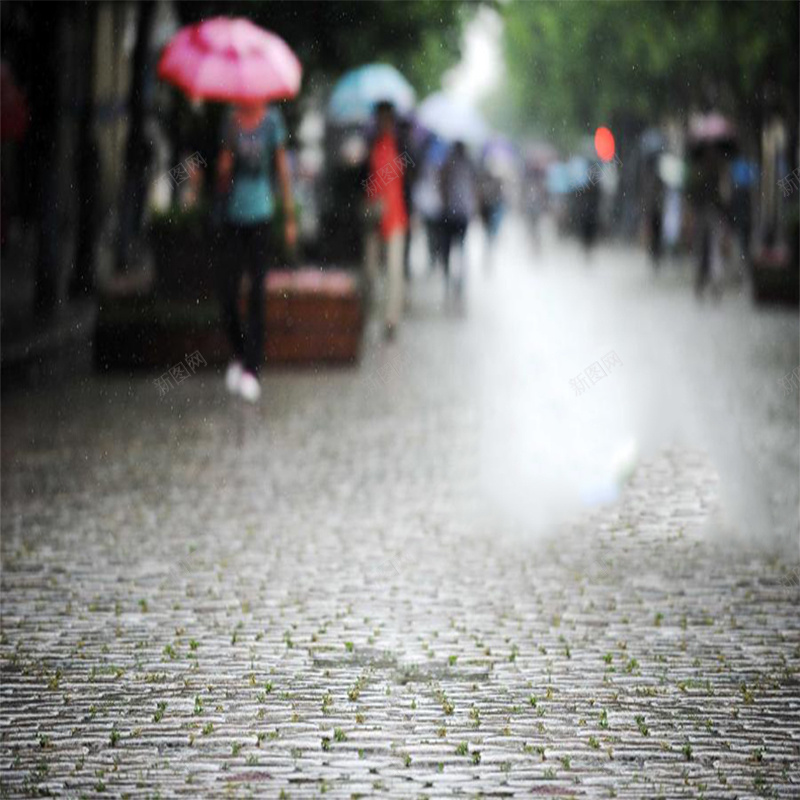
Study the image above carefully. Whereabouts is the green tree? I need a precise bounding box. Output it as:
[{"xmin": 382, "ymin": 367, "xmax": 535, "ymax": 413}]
[{"xmin": 499, "ymin": 0, "xmax": 798, "ymax": 147}]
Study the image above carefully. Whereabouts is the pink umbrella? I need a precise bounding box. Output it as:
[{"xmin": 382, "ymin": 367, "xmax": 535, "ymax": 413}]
[
  {"xmin": 688, "ymin": 112, "xmax": 736, "ymax": 146},
  {"xmin": 158, "ymin": 17, "xmax": 302, "ymax": 104}
]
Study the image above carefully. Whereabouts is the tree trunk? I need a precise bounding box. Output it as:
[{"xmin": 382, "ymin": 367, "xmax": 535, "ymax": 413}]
[
  {"xmin": 116, "ymin": 0, "xmax": 156, "ymax": 275},
  {"xmin": 32, "ymin": 4, "xmax": 64, "ymax": 317},
  {"xmin": 70, "ymin": 2, "xmax": 99, "ymax": 298}
]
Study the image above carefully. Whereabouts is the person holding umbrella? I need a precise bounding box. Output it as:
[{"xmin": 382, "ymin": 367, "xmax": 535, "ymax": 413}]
[
  {"xmin": 215, "ymin": 101, "xmax": 297, "ymax": 401},
  {"xmin": 686, "ymin": 113, "xmax": 737, "ymax": 300},
  {"xmin": 217, "ymin": 103, "xmax": 297, "ymax": 402},
  {"xmin": 158, "ymin": 17, "xmax": 302, "ymax": 402},
  {"xmin": 440, "ymin": 140, "xmax": 478, "ymax": 296},
  {"xmin": 416, "ymin": 94, "xmax": 488, "ymax": 294},
  {"xmin": 363, "ymin": 100, "xmax": 409, "ymax": 340}
]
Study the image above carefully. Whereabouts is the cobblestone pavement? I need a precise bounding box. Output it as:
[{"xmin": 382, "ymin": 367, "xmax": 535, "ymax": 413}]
[{"xmin": 2, "ymin": 221, "xmax": 799, "ymax": 798}]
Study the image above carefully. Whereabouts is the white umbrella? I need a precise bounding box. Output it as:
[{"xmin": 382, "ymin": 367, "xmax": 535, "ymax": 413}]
[{"xmin": 417, "ymin": 92, "xmax": 490, "ymax": 147}]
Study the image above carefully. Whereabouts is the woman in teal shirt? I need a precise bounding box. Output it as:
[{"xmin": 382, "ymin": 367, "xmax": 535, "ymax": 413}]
[{"xmin": 216, "ymin": 102, "xmax": 296, "ymax": 402}]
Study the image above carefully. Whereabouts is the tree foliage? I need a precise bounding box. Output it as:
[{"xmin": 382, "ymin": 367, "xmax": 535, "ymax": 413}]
[{"xmin": 500, "ymin": 0, "xmax": 798, "ymax": 145}]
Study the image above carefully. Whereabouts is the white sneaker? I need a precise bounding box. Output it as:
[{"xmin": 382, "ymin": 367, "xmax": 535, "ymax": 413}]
[
  {"xmin": 238, "ymin": 371, "xmax": 261, "ymax": 403},
  {"xmin": 225, "ymin": 361, "xmax": 243, "ymax": 394}
]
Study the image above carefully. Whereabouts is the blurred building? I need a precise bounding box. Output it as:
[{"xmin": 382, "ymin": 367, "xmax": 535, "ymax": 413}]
[{"xmin": 2, "ymin": 1, "xmax": 172, "ymax": 369}]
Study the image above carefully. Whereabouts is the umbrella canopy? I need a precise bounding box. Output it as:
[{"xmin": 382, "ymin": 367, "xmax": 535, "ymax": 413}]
[
  {"xmin": 566, "ymin": 156, "xmax": 591, "ymax": 192},
  {"xmin": 416, "ymin": 92, "xmax": 489, "ymax": 147},
  {"xmin": 731, "ymin": 157, "xmax": 758, "ymax": 189},
  {"xmin": 482, "ymin": 136, "xmax": 521, "ymax": 178},
  {"xmin": 524, "ymin": 141, "xmax": 559, "ymax": 170},
  {"xmin": 327, "ymin": 64, "xmax": 415, "ymax": 125},
  {"xmin": 546, "ymin": 162, "xmax": 572, "ymax": 195},
  {"xmin": 483, "ymin": 136, "xmax": 518, "ymax": 162},
  {"xmin": 688, "ymin": 112, "xmax": 736, "ymax": 147},
  {"xmin": 157, "ymin": 17, "xmax": 302, "ymax": 104}
]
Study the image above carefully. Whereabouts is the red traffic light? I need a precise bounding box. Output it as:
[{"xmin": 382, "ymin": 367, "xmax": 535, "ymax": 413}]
[{"xmin": 595, "ymin": 127, "xmax": 615, "ymax": 162}]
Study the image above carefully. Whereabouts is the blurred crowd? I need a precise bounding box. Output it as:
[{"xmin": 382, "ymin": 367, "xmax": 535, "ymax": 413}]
[
  {"xmin": 354, "ymin": 101, "xmax": 507, "ymax": 338},
  {"xmin": 154, "ymin": 86, "xmax": 797, "ymax": 375},
  {"xmin": 1, "ymin": 3, "xmax": 796, "ymax": 396}
]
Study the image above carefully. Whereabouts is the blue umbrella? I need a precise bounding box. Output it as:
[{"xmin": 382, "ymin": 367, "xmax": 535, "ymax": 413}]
[
  {"xmin": 328, "ymin": 63, "xmax": 415, "ymax": 125},
  {"xmin": 731, "ymin": 157, "xmax": 758, "ymax": 188},
  {"xmin": 566, "ymin": 156, "xmax": 590, "ymax": 193},
  {"xmin": 546, "ymin": 161, "xmax": 577, "ymax": 195}
]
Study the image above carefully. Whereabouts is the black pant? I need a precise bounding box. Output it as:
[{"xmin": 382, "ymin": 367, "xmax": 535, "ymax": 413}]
[
  {"xmin": 216, "ymin": 222, "xmax": 273, "ymax": 374},
  {"xmin": 695, "ymin": 220, "xmax": 711, "ymax": 296},
  {"xmin": 650, "ymin": 210, "xmax": 662, "ymax": 265},
  {"xmin": 441, "ymin": 216, "xmax": 468, "ymax": 279},
  {"xmin": 426, "ymin": 217, "xmax": 444, "ymax": 269}
]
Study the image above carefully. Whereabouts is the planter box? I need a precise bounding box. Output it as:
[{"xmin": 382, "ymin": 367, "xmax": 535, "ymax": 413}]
[
  {"xmin": 245, "ymin": 269, "xmax": 364, "ymax": 364},
  {"xmin": 95, "ymin": 268, "xmax": 364, "ymax": 369},
  {"xmin": 149, "ymin": 223, "xmax": 220, "ymax": 302},
  {"xmin": 751, "ymin": 245, "xmax": 800, "ymax": 306},
  {"xmin": 94, "ymin": 297, "xmax": 230, "ymax": 369}
]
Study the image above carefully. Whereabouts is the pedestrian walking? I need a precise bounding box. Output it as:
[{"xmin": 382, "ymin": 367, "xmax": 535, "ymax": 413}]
[
  {"xmin": 215, "ymin": 101, "xmax": 297, "ymax": 402},
  {"xmin": 412, "ymin": 135, "xmax": 447, "ymax": 273},
  {"xmin": 690, "ymin": 147, "xmax": 731, "ymax": 299},
  {"xmin": 440, "ymin": 140, "xmax": 477, "ymax": 296},
  {"xmin": 478, "ymin": 166, "xmax": 504, "ymax": 270},
  {"xmin": 662, "ymin": 186, "xmax": 682, "ymax": 257},
  {"xmin": 397, "ymin": 117, "xmax": 419, "ymax": 282},
  {"xmin": 730, "ymin": 156, "xmax": 757, "ymax": 275},
  {"xmin": 578, "ymin": 176, "xmax": 600, "ymax": 260},
  {"xmin": 523, "ymin": 171, "xmax": 546, "ymax": 254},
  {"xmin": 687, "ymin": 112, "xmax": 737, "ymax": 300},
  {"xmin": 363, "ymin": 101, "xmax": 409, "ymax": 340},
  {"xmin": 645, "ymin": 172, "xmax": 665, "ymax": 267}
]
